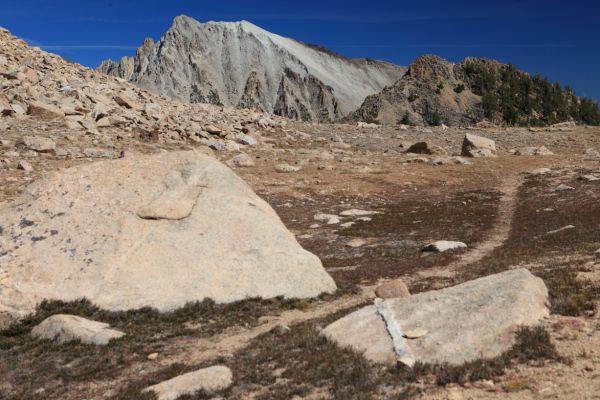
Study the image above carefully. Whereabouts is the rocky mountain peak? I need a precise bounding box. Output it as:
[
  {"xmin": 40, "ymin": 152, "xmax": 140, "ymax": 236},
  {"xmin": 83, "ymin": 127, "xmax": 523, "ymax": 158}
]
[
  {"xmin": 97, "ymin": 16, "xmax": 405, "ymax": 122},
  {"xmin": 407, "ymin": 55, "xmax": 454, "ymax": 82}
]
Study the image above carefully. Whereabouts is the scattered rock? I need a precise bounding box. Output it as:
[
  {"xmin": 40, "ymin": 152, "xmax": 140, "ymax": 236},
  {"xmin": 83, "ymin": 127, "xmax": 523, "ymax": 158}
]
[
  {"xmin": 357, "ymin": 122, "xmax": 379, "ymax": 129},
  {"xmin": 17, "ymin": 160, "xmax": 33, "ymax": 171},
  {"xmin": 227, "ymin": 153, "xmax": 255, "ymax": 167},
  {"xmin": 515, "ymin": 146, "xmax": 554, "ymax": 156},
  {"xmin": 583, "ymin": 148, "xmax": 600, "ymax": 158},
  {"xmin": 143, "ymin": 366, "xmax": 233, "ymax": 400},
  {"xmin": 237, "ymin": 134, "xmax": 258, "ymax": 146},
  {"xmin": 462, "ymin": 133, "xmax": 497, "ymax": 157},
  {"xmin": 555, "ymin": 184, "xmax": 574, "ymax": 191},
  {"xmin": 313, "ymin": 213, "xmax": 340, "ymax": 225},
  {"xmin": 406, "ymin": 142, "xmax": 448, "ymax": 156},
  {"xmin": 422, "ymin": 240, "xmax": 467, "ymax": 252},
  {"xmin": 404, "ymin": 156, "xmax": 429, "ymax": 164},
  {"xmin": 275, "ymin": 163, "xmax": 301, "ymax": 173},
  {"xmin": 31, "ymin": 314, "xmax": 125, "ymax": 345},
  {"xmin": 531, "ymin": 168, "xmax": 551, "ymax": 175},
  {"xmin": 82, "ymin": 148, "xmax": 120, "ymax": 159},
  {"xmin": 580, "ymin": 174, "xmax": 600, "ymax": 182},
  {"xmin": 431, "ymin": 156, "xmax": 472, "ymax": 165},
  {"xmin": 114, "ymin": 93, "xmax": 142, "ymax": 110},
  {"xmin": 273, "ymin": 324, "xmax": 291, "ymax": 335},
  {"xmin": 16, "ymin": 135, "xmax": 56, "ymax": 153},
  {"xmin": 375, "ymin": 279, "xmax": 410, "ymax": 299},
  {"xmin": 345, "ymin": 238, "xmax": 367, "ymax": 248},
  {"xmin": 208, "ymin": 139, "xmax": 240, "ymax": 152},
  {"xmin": 545, "ymin": 225, "xmax": 575, "ymax": 235},
  {"xmin": 339, "ymin": 209, "xmax": 378, "ymax": 217},
  {"xmin": 27, "ymin": 100, "xmax": 65, "ymax": 120},
  {"xmin": 147, "ymin": 353, "xmax": 159, "ymax": 361},
  {"xmin": 205, "ymin": 125, "xmax": 222, "ymax": 135}
]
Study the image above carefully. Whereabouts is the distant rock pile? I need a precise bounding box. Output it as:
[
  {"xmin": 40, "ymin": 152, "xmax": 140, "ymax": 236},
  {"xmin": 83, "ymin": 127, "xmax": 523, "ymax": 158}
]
[{"xmin": 0, "ymin": 26, "xmax": 287, "ymax": 150}]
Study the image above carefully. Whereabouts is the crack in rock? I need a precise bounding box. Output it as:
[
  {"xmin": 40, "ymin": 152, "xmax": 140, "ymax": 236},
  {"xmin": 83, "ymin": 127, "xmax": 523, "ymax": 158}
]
[{"xmin": 375, "ymin": 298, "xmax": 416, "ymax": 367}]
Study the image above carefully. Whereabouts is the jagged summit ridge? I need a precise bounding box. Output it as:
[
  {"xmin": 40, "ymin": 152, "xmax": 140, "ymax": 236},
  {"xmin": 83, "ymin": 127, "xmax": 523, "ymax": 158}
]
[{"xmin": 98, "ymin": 15, "xmax": 405, "ymax": 122}]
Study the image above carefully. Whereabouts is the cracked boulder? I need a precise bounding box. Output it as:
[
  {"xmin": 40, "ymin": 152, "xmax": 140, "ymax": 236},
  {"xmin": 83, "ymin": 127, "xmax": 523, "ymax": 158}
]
[
  {"xmin": 0, "ymin": 151, "xmax": 336, "ymax": 326},
  {"xmin": 322, "ymin": 269, "xmax": 549, "ymax": 366}
]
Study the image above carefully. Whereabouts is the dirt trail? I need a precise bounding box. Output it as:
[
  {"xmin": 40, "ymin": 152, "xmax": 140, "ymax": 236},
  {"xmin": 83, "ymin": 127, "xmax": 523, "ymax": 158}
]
[
  {"xmin": 93, "ymin": 288, "xmax": 376, "ymax": 398},
  {"xmin": 161, "ymin": 287, "xmax": 375, "ymax": 366},
  {"xmin": 417, "ymin": 173, "xmax": 525, "ymax": 280}
]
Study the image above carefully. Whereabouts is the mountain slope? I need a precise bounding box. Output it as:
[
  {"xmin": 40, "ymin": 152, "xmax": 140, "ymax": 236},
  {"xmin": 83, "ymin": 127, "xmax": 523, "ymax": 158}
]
[
  {"xmin": 352, "ymin": 55, "xmax": 600, "ymax": 126},
  {"xmin": 98, "ymin": 16, "xmax": 405, "ymax": 122}
]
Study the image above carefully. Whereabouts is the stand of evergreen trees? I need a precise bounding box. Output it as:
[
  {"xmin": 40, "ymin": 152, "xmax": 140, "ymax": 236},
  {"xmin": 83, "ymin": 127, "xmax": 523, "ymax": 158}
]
[{"xmin": 462, "ymin": 60, "xmax": 600, "ymax": 126}]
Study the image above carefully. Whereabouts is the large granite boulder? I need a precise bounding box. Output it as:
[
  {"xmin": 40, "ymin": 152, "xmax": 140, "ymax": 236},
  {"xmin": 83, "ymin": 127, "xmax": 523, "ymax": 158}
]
[
  {"xmin": 323, "ymin": 269, "xmax": 549, "ymax": 366},
  {"xmin": 0, "ymin": 151, "xmax": 336, "ymax": 325}
]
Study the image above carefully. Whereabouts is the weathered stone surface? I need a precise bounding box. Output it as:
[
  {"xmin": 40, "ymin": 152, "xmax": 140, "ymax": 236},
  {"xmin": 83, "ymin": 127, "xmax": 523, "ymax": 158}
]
[
  {"xmin": 27, "ymin": 100, "xmax": 65, "ymax": 120},
  {"xmin": 422, "ymin": 240, "xmax": 467, "ymax": 252},
  {"xmin": 82, "ymin": 147, "xmax": 120, "ymax": 159},
  {"xmin": 375, "ymin": 279, "xmax": 411, "ymax": 299},
  {"xmin": 275, "ymin": 163, "xmax": 301, "ymax": 173},
  {"xmin": 31, "ymin": 314, "xmax": 125, "ymax": 345},
  {"xmin": 16, "ymin": 136, "xmax": 56, "ymax": 153},
  {"xmin": 323, "ymin": 269, "xmax": 550, "ymax": 366},
  {"xmin": 462, "ymin": 133, "xmax": 497, "ymax": 157},
  {"xmin": 205, "ymin": 125, "xmax": 222, "ymax": 135},
  {"xmin": 515, "ymin": 146, "xmax": 554, "ymax": 156},
  {"xmin": 237, "ymin": 134, "xmax": 258, "ymax": 146},
  {"xmin": 208, "ymin": 139, "xmax": 240, "ymax": 152},
  {"xmin": 114, "ymin": 93, "xmax": 142, "ymax": 110},
  {"xmin": 226, "ymin": 153, "xmax": 255, "ymax": 168},
  {"xmin": 406, "ymin": 142, "xmax": 448, "ymax": 156},
  {"xmin": 17, "ymin": 160, "xmax": 33, "ymax": 171},
  {"xmin": 313, "ymin": 213, "xmax": 340, "ymax": 225},
  {"xmin": 0, "ymin": 151, "xmax": 336, "ymax": 324},
  {"xmin": 339, "ymin": 209, "xmax": 378, "ymax": 217},
  {"xmin": 143, "ymin": 365, "xmax": 232, "ymax": 400}
]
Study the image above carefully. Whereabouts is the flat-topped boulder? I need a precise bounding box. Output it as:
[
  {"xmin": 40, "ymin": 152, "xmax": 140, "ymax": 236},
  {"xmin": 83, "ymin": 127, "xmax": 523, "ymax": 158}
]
[
  {"xmin": 323, "ymin": 269, "xmax": 549, "ymax": 366},
  {"xmin": 0, "ymin": 151, "xmax": 336, "ymax": 325},
  {"xmin": 143, "ymin": 366, "xmax": 233, "ymax": 400},
  {"xmin": 462, "ymin": 133, "xmax": 496, "ymax": 157}
]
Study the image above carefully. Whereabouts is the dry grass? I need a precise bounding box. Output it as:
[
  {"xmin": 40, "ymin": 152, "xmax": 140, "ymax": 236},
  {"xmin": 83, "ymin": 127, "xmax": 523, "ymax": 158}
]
[
  {"xmin": 0, "ymin": 295, "xmax": 344, "ymax": 400},
  {"xmin": 112, "ymin": 317, "xmax": 561, "ymax": 400}
]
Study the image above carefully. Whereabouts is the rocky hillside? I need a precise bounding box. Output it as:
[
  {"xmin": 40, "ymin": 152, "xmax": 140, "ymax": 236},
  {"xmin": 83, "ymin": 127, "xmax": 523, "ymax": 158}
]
[
  {"xmin": 98, "ymin": 15, "xmax": 405, "ymax": 122},
  {"xmin": 352, "ymin": 55, "xmax": 600, "ymax": 127},
  {"xmin": 0, "ymin": 26, "xmax": 289, "ymax": 150}
]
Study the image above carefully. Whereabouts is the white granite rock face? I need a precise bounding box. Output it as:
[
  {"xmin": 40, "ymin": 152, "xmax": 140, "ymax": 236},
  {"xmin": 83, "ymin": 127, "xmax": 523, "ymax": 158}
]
[{"xmin": 98, "ymin": 16, "xmax": 405, "ymax": 122}]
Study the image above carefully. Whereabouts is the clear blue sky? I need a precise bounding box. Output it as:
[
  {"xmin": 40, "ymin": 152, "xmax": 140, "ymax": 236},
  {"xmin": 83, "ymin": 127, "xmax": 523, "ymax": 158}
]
[{"xmin": 2, "ymin": 0, "xmax": 599, "ymax": 100}]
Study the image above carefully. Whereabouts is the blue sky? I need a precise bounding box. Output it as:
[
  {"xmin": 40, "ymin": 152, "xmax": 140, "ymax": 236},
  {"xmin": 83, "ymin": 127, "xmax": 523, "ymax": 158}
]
[{"xmin": 2, "ymin": 0, "xmax": 599, "ymax": 100}]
